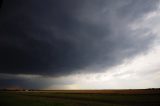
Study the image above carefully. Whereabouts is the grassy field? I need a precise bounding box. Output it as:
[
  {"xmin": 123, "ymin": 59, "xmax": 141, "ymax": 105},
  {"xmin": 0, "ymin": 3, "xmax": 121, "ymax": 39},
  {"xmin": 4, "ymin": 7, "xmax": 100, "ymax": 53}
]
[{"xmin": 0, "ymin": 90, "xmax": 160, "ymax": 106}]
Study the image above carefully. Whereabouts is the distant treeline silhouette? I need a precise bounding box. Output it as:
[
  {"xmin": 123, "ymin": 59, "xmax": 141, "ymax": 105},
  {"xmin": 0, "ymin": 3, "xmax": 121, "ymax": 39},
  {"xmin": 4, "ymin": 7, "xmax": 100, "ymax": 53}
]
[{"xmin": 1, "ymin": 88, "xmax": 160, "ymax": 95}]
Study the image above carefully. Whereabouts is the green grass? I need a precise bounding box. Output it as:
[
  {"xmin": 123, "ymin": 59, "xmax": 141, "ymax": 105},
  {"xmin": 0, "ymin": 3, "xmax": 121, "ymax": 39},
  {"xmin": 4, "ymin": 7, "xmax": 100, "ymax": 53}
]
[{"xmin": 0, "ymin": 91, "xmax": 160, "ymax": 106}]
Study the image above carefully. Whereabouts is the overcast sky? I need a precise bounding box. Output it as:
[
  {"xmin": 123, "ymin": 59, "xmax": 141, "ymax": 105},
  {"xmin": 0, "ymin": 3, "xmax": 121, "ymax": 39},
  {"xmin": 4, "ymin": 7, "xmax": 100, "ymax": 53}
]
[{"xmin": 0, "ymin": 0, "xmax": 160, "ymax": 89}]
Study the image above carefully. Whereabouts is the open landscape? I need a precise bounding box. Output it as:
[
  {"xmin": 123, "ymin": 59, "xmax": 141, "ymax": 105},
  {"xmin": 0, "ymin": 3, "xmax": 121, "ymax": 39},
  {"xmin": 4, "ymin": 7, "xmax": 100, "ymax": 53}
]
[
  {"xmin": 0, "ymin": 89, "xmax": 160, "ymax": 106},
  {"xmin": 1, "ymin": 0, "xmax": 160, "ymax": 106}
]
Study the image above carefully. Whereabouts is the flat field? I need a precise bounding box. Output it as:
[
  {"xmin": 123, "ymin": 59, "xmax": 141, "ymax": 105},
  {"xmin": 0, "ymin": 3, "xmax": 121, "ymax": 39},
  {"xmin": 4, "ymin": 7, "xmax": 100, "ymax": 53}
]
[{"xmin": 0, "ymin": 89, "xmax": 160, "ymax": 106}]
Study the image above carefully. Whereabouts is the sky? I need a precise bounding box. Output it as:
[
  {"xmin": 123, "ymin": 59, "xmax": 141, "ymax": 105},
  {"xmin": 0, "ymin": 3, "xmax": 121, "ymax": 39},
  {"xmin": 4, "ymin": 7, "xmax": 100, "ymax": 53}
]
[{"xmin": 0, "ymin": 0, "xmax": 160, "ymax": 89}]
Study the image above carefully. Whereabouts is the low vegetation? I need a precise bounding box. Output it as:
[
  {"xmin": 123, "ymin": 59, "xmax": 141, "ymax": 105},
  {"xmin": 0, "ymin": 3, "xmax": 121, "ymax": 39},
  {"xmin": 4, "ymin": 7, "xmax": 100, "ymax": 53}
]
[{"xmin": 0, "ymin": 89, "xmax": 160, "ymax": 106}]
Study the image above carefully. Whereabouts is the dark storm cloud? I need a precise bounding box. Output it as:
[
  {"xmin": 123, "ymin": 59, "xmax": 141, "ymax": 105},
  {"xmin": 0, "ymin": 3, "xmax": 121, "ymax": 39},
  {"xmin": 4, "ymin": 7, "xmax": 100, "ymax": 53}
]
[
  {"xmin": 0, "ymin": 0, "xmax": 3, "ymax": 8},
  {"xmin": 0, "ymin": 75, "xmax": 50, "ymax": 89},
  {"xmin": 0, "ymin": 73, "xmax": 73, "ymax": 89},
  {"xmin": 0, "ymin": 0, "xmax": 159, "ymax": 75}
]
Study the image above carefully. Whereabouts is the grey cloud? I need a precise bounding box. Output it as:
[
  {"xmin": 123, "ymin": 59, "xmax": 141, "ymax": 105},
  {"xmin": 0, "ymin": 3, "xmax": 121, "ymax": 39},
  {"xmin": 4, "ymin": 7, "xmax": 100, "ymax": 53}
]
[
  {"xmin": 0, "ymin": 74, "xmax": 50, "ymax": 89},
  {"xmin": 0, "ymin": 73, "xmax": 74, "ymax": 89},
  {"xmin": 0, "ymin": 0, "xmax": 159, "ymax": 76}
]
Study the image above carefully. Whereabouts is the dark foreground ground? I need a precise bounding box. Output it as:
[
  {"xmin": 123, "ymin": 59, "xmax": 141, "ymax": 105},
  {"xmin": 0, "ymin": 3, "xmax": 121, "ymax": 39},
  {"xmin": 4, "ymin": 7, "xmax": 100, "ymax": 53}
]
[{"xmin": 0, "ymin": 89, "xmax": 160, "ymax": 106}]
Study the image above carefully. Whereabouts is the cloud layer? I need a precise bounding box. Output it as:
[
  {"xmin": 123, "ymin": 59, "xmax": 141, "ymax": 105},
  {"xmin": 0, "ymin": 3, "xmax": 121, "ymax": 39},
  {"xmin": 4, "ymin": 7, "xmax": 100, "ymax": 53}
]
[{"xmin": 0, "ymin": 0, "xmax": 159, "ymax": 78}]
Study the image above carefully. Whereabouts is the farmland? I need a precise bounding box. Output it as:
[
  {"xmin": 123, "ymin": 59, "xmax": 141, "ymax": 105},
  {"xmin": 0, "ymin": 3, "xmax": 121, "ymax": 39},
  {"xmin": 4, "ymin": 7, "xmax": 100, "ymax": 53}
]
[{"xmin": 0, "ymin": 89, "xmax": 160, "ymax": 106}]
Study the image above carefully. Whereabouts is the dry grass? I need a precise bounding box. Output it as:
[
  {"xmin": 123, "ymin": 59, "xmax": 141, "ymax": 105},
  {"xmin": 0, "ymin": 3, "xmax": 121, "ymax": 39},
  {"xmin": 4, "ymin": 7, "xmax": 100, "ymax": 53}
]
[{"xmin": 0, "ymin": 89, "xmax": 160, "ymax": 106}]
